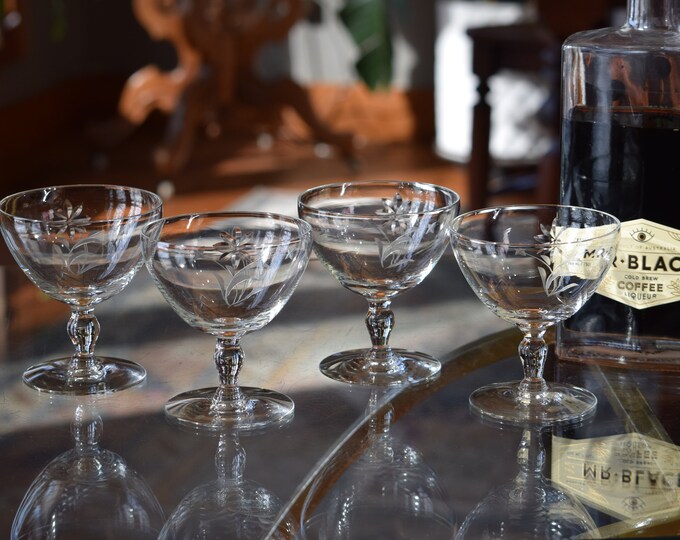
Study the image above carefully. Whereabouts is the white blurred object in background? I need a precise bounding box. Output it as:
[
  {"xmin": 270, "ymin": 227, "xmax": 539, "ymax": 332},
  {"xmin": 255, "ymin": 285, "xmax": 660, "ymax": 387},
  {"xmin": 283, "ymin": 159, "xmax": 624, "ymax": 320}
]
[{"xmin": 435, "ymin": 0, "xmax": 551, "ymax": 164}]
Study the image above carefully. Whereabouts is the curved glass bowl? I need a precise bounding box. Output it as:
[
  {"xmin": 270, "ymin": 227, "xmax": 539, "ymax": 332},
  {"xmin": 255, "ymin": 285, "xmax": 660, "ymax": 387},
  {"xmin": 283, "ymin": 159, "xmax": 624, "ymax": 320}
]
[
  {"xmin": 142, "ymin": 212, "xmax": 312, "ymax": 431},
  {"xmin": 0, "ymin": 184, "xmax": 163, "ymax": 395},
  {"xmin": 298, "ymin": 181, "xmax": 460, "ymax": 387}
]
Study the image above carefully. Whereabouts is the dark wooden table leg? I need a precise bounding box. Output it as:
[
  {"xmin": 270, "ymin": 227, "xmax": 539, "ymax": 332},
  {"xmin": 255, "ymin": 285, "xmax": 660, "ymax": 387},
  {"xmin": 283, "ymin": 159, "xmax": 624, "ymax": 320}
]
[{"xmin": 468, "ymin": 62, "xmax": 491, "ymax": 211}]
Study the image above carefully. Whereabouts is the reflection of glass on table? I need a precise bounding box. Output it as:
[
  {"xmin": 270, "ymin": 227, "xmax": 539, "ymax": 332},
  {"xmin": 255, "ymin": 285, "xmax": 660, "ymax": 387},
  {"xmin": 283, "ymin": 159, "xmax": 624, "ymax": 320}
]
[{"xmin": 12, "ymin": 400, "xmax": 165, "ymax": 538}]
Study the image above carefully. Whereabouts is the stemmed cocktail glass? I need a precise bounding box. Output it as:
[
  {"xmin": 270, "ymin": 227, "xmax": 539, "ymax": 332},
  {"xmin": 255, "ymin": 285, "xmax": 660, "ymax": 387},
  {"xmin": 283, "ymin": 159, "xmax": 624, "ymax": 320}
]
[
  {"xmin": 0, "ymin": 184, "xmax": 163, "ymax": 395},
  {"xmin": 299, "ymin": 181, "xmax": 460, "ymax": 386},
  {"xmin": 142, "ymin": 212, "xmax": 311, "ymax": 431},
  {"xmin": 450, "ymin": 205, "xmax": 619, "ymax": 426}
]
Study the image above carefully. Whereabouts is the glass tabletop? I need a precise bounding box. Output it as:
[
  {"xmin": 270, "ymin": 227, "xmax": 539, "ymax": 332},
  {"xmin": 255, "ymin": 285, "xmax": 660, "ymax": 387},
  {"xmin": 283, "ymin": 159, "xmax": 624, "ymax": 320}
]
[{"xmin": 1, "ymin": 256, "xmax": 679, "ymax": 538}]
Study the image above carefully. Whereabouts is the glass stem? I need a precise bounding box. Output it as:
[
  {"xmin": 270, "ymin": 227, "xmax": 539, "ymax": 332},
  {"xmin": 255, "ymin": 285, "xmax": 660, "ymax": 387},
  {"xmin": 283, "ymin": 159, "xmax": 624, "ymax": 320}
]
[
  {"xmin": 366, "ymin": 300, "xmax": 394, "ymax": 349},
  {"xmin": 365, "ymin": 389, "xmax": 395, "ymax": 463},
  {"xmin": 211, "ymin": 337, "xmax": 247, "ymax": 415},
  {"xmin": 216, "ymin": 433, "xmax": 245, "ymax": 501},
  {"xmin": 71, "ymin": 402, "xmax": 104, "ymax": 476},
  {"xmin": 517, "ymin": 327, "xmax": 549, "ymax": 405},
  {"xmin": 71, "ymin": 403, "xmax": 102, "ymax": 455},
  {"xmin": 67, "ymin": 308, "xmax": 104, "ymax": 382},
  {"xmin": 511, "ymin": 429, "xmax": 546, "ymax": 504},
  {"xmin": 517, "ymin": 428, "xmax": 544, "ymax": 477}
]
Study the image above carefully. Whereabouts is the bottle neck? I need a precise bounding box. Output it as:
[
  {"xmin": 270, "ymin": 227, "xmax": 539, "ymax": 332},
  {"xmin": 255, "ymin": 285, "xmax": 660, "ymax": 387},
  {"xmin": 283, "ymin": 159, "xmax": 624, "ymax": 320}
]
[{"xmin": 628, "ymin": 0, "xmax": 678, "ymax": 30}]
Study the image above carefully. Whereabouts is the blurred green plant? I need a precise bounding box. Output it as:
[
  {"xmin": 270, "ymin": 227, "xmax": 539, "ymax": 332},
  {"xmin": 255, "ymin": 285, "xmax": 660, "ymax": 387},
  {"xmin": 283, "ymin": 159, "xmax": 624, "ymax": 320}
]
[{"xmin": 339, "ymin": 0, "xmax": 393, "ymax": 90}]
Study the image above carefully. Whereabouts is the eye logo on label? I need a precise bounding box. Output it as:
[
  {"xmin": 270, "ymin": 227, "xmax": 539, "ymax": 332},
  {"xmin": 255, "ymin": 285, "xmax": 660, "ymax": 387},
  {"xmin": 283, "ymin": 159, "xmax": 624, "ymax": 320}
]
[{"xmin": 630, "ymin": 227, "xmax": 654, "ymax": 243}]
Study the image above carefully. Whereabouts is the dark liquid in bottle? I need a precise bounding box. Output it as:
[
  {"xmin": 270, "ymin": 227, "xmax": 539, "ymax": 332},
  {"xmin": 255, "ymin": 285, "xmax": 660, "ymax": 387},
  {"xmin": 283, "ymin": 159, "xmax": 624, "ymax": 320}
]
[{"xmin": 559, "ymin": 106, "xmax": 680, "ymax": 364}]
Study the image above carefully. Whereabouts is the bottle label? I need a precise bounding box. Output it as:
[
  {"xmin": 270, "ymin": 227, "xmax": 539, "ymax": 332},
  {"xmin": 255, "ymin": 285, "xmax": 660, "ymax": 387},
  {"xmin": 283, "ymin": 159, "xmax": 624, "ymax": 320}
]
[
  {"xmin": 551, "ymin": 224, "xmax": 619, "ymax": 280},
  {"xmin": 596, "ymin": 219, "xmax": 680, "ymax": 309},
  {"xmin": 551, "ymin": 433, "xmax": 680, "ymax": 521}
]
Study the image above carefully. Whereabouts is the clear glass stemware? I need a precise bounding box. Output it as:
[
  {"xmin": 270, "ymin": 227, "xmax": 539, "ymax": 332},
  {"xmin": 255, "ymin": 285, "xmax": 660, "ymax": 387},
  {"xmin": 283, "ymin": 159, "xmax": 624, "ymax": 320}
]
[
  {"xmin": 0, "ymin": 184, "xmax": 163, "ymax": 395},
  {"xmin": 450, "ymin": 205, "xmax": 620, "ymax": 426},
  {"xmin": 142, "ymin": 212, "xmax": 312, "ymax": 431},
  {"xmin": 298, "ymin": 181, "xmax": 460, "ymax": 386}
]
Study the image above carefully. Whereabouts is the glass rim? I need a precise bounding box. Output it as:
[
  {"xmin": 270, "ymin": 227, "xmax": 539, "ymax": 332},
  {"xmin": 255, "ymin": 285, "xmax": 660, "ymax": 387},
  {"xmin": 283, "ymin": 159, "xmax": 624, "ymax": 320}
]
[
  {"xmin": 297, "ymin": 180, "xmax": 461, "ymax": 219},
  {"xmin": 0, "ymin": 183, "xmax": 163, "ymax": 224},
  {"xmin": 141, "ymin": 211, "xmax": 312, "ymax": 249},
  {"xmin": 450, "ymin": 204, "xmax": 621, "ymax": 247}
]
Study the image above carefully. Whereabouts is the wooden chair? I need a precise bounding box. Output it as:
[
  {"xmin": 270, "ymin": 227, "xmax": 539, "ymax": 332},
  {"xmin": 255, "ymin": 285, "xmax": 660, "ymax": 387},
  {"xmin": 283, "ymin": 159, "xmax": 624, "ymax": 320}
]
[
  {"xmin": 97, "ymin": 0, "xmax": 356, "ymax": 177},
  {"xmin": 466, "ymin": 0, "xmax": 618, "ymax": 210}
]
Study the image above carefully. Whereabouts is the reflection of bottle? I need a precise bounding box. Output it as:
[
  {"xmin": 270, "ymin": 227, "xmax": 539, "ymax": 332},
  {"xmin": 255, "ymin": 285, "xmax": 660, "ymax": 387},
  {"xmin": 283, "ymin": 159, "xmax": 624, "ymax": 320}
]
[
  {"xmin": 552, "ymin": 361, "xmax": 680, "ymax": 534},
  {"xmin": 557, "ymin": 0, "xmax": 680, "ymax": 367}
]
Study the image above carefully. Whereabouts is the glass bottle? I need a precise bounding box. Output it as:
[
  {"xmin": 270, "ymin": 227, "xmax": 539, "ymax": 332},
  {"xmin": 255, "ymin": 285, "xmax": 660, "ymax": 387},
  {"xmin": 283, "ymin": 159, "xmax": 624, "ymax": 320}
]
[{"xmin": 558, "ymin": 0, "xmax": 680, "ymax": 368}]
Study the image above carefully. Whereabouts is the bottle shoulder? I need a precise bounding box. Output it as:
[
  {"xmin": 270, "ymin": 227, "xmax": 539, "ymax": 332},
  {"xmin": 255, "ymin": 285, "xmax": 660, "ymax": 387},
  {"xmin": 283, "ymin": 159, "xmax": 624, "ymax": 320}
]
[{"xmin": 563, "ymin": 26, "xmax": 680, "ymax": 53}]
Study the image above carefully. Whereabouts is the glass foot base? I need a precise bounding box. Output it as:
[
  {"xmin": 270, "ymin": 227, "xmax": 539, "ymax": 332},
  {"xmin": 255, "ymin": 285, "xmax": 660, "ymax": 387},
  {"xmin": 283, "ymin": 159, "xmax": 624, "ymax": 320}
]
[
  {"xmin": 319, "ymin": 348, "xmax": 441, "ymax": 387},
  {"xmin": 165, "ymin": 386, "xmax": 294, "ymax": 432},
  {"xmin": 22, "ymin": 357, "xmax": 146, "ymax": 395},
  {"xmin": 469, "ymin": 380, "xmax": 597, "ymax": 427}
]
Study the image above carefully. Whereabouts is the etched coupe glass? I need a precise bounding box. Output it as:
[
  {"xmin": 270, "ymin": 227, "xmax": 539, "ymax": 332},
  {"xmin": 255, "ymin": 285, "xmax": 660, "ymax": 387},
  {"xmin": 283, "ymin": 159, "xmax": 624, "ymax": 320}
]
[
  {"xmin": 298, "ymin": 181, "xmax": 460, "ymax": 386},
  {"xmin": 142, "ymin": 212, "xmax": 312, "ymax": 431},
  {"xmin": 0, "ymin": 184, "xmax": 162, "ymax": 394},
  {"xmin": 450, "ymin": 205, "xmax": 620, "ymax": 425}
]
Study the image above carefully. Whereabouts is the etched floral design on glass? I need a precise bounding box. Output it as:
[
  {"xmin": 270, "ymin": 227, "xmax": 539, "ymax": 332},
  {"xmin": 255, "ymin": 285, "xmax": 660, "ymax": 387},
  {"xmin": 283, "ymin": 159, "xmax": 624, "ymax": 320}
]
[
  {"xmin": 51, "ymin": 199, "xmax": 91, "ymax": 237},
  {"xmin": 299, "ymin": 181, "xmax": 460, "ymax": 386},
  {"xmin": 142, "ymin": 212, "xmax": 312, "ymax": 431},
  {"xmin": 0, "ymin": 185, "xmax": 163, "ymax": 395},
  {"xmin": 450, "ymin": 205, "xmax": 620, "ymax": 426}
]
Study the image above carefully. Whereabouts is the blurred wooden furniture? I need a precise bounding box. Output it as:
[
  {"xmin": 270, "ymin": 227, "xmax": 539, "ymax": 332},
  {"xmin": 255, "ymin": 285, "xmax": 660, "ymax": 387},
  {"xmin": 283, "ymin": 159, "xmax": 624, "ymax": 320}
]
[
  {"xmin": 0, "ymin": 0, "xmax": 27, "ymax": 66},
  {"xmin": 467, "ymin": 22, "xmax": 555, "ymax": 210},
  {"xmin": 101, "ymin": 0, "xmax": 355, "ymax": 177},
  {"xmin": 466, "ymin": 1, "xmax": 617, "ymax": 210}
]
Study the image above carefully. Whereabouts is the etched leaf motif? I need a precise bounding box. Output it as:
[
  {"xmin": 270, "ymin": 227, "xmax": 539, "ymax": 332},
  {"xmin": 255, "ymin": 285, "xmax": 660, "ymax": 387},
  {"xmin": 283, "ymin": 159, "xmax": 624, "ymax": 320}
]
[
  {"xmin": 66, "ymin": 236, "xmax": 108, "ymax": 275},
  {"xmin": 221, "ymin": 261, "xmax": 268, "ymax": 307},
  {"xmin": 378, "ymin": 233, "xmax": 415, "ymax": 270},
  {"xmin": 536, "ymin": 257, "xmax": 579, "ymax": 298},
  {"xmin": 537, "ymin": 266, "xmax": 547, "ymax": 287}
]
